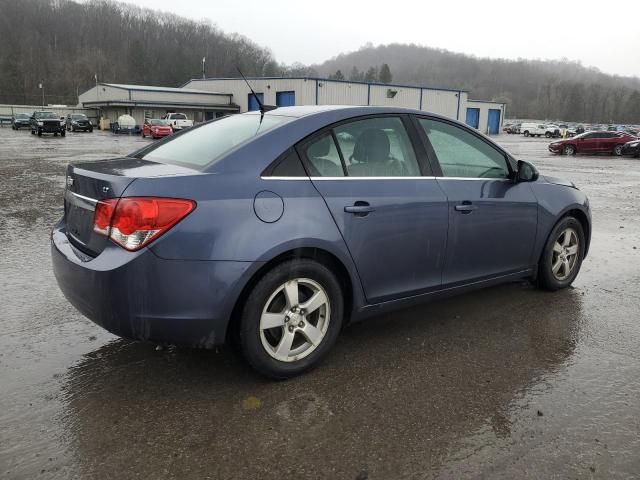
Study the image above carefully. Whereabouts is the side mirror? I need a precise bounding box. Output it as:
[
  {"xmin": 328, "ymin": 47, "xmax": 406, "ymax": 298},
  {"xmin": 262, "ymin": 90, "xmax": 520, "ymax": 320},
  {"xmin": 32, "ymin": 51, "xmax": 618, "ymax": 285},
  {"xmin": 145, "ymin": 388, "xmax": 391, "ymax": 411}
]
[{"xmin": 517, "ymin": 160, "xmax": 539, "ymax": 182}]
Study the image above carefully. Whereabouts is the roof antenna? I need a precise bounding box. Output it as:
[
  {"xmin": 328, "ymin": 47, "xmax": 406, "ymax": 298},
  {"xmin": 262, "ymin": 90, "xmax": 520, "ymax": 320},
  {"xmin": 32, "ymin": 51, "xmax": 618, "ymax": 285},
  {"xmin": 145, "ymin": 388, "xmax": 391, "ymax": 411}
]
[{"xmin": 236, "ymin": 67, "xmax": 277, "ymax": 118}]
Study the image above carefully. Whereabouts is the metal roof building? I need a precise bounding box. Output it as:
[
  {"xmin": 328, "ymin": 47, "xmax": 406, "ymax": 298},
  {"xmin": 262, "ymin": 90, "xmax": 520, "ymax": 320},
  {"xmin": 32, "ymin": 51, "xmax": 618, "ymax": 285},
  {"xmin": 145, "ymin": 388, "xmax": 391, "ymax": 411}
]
[
  {"xmin": 181, "ymin": 76, "xmax": 506, "ymax": 135},
  {"xmin": 78, "ymin": 83, "xmax": 239, "ymax": 126}
]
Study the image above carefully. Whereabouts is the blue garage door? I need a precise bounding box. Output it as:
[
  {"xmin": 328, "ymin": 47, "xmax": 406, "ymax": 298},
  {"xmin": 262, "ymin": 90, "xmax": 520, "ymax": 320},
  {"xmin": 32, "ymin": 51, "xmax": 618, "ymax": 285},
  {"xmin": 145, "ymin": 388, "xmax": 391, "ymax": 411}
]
[
  {"xmin": 465, "ymin": 108, "xmax": 480, "ymax": 129},
  {"xmin": 248, "ymin": 93, "xmax": 264, "ymax": 112},
  {"xmin": 276, "ymin": 91, "xmax": 295, "ymax": 107},
  {"xmin": 488, "ymin": 109, "xmax": 501, "ymax": 135}
]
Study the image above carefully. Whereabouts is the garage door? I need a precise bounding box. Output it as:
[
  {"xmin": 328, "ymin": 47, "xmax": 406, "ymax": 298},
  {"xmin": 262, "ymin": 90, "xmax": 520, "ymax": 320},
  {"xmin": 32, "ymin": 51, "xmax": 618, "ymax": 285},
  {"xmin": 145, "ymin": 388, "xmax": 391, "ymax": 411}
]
[
  {"xmin": 488, "ymin": 109, "xmax": 501, "ymax": 135},
  {"xmin": 465, "ymin": 108, "xmax": 480, "ymax": 129},
  {"xmin": 276, "ymin": 91, "xmax": 295, "ymax": 107},
  {"xmin": 248, "ymin": 93, "xmax": 264, "ymax": 111}
]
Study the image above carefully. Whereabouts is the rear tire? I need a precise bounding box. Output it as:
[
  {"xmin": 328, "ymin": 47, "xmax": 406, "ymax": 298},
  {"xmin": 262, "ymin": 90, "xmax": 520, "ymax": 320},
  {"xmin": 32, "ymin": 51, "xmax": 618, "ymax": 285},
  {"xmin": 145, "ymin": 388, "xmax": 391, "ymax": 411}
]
[
  {"xmin": 613, "ymin": 145, "xmax": 623, "ymax": 156},
  {"xmin": 37, "ymin": 129, "xmax": 42, "ymax": 137},
  {"xmin": 60, "ymin": 130, "xmax": 65, "ymax": 137},
  {"xmin": 239, "ymin": 259, "xmax": 344, "ymax": 379},
  {"xmin": 537, "ymin": 216, "xmax": 585, "ymax": 291}
]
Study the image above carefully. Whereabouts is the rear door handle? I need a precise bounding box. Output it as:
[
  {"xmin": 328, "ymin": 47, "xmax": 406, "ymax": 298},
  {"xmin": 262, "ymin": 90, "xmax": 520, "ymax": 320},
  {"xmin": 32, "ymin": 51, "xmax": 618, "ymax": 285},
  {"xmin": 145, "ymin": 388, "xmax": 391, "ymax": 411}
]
[
  {"xmin": 344, "ymin": 202, "xmax": 374, "ymax": 216},
  {"xmin": 454, "ymin": 201, "xmax": 477, "ymax": 214}
]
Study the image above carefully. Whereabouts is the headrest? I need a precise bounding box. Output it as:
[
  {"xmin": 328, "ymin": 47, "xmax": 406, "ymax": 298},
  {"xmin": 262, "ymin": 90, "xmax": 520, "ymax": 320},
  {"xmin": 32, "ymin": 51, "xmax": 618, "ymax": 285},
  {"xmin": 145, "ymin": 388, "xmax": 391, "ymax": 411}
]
[{"xmin": 351, "ymin": 129, "xmax": 390, "ymax": 163}]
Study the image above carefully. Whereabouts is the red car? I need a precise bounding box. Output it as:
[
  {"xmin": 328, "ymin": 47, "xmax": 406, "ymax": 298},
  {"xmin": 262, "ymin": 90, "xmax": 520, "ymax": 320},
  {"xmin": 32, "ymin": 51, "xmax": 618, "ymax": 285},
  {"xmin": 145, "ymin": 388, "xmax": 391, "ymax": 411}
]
[
  {"xmin": 141, "ymin": 119, "xmax": 173, "ymax": 139},
  {"xmin": 549, "ymin": 131, "xmax": 637, "ymax": 156}
]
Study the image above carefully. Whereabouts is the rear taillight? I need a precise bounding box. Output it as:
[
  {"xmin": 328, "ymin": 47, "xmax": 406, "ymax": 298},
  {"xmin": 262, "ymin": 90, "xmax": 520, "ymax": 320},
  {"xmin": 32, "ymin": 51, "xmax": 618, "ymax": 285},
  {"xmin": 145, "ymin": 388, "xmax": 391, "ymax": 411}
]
[{"xmin": 93, "ymin": 197, "xmax": 195, "ymax": 251}]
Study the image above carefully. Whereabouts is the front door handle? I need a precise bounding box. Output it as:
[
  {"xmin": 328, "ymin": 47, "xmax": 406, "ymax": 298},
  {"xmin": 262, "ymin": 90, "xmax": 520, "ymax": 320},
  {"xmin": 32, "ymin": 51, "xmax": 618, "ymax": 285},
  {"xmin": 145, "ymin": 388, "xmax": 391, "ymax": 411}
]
[
  {"xmin": 345, "ymin": 201, "xmax": 374, "ymax": 216},
  {"xmin": 454, "ymin": 201, "xmax": 477, "ymax": 214}
]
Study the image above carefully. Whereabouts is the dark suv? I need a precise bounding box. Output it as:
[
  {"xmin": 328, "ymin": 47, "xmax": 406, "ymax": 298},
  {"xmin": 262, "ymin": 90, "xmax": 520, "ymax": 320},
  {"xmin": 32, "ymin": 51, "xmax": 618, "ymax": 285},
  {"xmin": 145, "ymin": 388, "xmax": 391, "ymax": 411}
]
[
  {"xmin": 66, "ymin": 113, "xmax": 93, "ymax": 132},
  {"xmin": 30, "ymin": 111, "xmax": 65, "ymax": 137}
]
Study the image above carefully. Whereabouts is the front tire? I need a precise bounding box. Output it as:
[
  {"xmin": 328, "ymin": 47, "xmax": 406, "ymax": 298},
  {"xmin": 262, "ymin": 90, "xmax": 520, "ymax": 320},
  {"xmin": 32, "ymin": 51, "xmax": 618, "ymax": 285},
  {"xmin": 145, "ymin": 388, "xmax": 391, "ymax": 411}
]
[
  {"xmin": 545, "ymin": 132, "xmax": 552, "ymax": 138},
  {"xmin": 524, "ymin": 131, "xmax": 530, "ymax": 137},
  {"xmin": 563, "ymin": 145, "xmax": 575, "ymax": 156},
  {"xmin": 239, "ymin": 259, "xmax": 344, "ymax": 379},
  {"xmin": 538, "ymin": 216, "xmax": 585, "ymax": 291}
]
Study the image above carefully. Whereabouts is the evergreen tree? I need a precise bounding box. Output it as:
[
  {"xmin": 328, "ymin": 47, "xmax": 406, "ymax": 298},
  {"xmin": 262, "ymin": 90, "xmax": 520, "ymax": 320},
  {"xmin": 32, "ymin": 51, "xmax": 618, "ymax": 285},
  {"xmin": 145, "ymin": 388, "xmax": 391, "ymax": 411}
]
[
  {"xmin": 379, "ymin": 63, "xmax": 392, "ymax": 83},
  {"xmin": 363, "ymin": 66, "xmax": 377, "ymax": 82}
]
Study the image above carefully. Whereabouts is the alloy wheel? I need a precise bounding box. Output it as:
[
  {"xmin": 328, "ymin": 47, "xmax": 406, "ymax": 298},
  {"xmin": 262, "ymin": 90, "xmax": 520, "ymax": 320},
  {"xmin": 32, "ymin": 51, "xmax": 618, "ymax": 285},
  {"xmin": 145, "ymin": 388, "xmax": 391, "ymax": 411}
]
[
  {"xmin": 551, "ymin": 228, "xmax": 580, "ymax": 281},
  {"xmin": 259, "ymin": 278, "xmax": 331, "ymax": 362}
]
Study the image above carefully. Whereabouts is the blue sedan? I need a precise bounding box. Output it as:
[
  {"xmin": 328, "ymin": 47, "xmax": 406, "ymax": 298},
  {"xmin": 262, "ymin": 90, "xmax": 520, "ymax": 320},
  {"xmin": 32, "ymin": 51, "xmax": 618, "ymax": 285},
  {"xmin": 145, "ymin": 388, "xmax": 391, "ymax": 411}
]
[{"xmin": 52, "ymin": 106, "xmax": 591, "ymax": 378}]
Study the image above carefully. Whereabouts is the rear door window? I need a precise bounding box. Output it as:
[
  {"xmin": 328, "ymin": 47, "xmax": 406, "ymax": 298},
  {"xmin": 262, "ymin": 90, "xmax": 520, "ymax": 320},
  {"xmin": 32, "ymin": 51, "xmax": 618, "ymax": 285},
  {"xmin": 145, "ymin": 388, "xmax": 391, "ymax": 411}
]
[{"xmin": 333, "ymin": 117, "xmax": 420, "ymax": 177}]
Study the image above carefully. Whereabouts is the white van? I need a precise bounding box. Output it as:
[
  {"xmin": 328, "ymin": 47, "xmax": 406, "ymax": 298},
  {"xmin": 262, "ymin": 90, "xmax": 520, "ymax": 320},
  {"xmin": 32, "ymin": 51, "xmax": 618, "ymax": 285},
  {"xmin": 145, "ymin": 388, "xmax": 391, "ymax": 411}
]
[{"xmin": 520, "ymin": 123, "xmax": 546, "ymax": 137}]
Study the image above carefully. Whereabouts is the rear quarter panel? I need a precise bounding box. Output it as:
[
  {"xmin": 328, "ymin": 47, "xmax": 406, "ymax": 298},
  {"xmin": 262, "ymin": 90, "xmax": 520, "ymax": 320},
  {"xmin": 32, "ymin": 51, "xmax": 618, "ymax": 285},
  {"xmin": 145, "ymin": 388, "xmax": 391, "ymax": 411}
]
[{"xmin": 122, "ymin": 173, "xmax": 367, "ymax": 314}]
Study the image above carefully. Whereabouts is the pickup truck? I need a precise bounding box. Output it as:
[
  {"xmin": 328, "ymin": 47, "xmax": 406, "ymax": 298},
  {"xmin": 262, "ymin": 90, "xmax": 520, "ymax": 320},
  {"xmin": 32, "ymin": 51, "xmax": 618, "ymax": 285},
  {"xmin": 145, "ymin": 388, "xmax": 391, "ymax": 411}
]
[{"xmin": 162, "ymin": 113, "xmax": 193, "ymax": 131}]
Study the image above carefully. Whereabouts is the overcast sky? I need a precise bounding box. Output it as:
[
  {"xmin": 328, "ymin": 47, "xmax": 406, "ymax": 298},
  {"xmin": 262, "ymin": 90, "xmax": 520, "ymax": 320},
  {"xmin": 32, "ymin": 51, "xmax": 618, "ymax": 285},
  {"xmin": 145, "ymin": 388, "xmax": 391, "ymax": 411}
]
[{"xmin": 138, "ymin": 0, "xmax": 640, "ymax": 78}]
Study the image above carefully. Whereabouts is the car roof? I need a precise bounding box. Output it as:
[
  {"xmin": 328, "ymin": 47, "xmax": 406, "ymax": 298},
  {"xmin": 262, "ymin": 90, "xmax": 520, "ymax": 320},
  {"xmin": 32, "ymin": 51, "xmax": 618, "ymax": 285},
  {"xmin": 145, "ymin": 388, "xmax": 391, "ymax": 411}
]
[{"xmin": 258, "ymin": 105, "xmax": 437, "ymax": 119}]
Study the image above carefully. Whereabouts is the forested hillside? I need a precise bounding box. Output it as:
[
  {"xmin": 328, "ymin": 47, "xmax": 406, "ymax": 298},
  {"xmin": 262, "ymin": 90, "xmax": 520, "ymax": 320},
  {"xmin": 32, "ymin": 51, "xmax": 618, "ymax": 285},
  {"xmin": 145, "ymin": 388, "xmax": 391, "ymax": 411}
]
[
  {"xmin": 314, "ymin": 44, "xmax": 640, "ymax": 123},
  {"xmin": 0, "ymin": 0, "xmax": 279, "ymax": 105}
]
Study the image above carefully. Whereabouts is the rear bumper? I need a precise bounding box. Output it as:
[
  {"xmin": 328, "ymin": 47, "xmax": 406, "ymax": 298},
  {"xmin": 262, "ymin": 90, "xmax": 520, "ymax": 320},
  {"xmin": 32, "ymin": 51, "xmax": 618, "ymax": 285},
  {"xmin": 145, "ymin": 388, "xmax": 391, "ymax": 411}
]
[{"xmin": 51, "ymin": 221, "xmax": 257, "ymax": 348}]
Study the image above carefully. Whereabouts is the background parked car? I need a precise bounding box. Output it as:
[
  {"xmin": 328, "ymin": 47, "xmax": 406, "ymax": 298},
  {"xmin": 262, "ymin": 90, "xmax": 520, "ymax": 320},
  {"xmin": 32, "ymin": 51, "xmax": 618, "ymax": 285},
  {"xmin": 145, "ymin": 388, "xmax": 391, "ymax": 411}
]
[
  {"xmin": 544, "ymin": 124, "xmax": 561, "ymax": 138},
  {"xmin": 507, "ymin": 123, "xmax": 521, "ymax": 134},
  {"xmin": 162, "ymin": 113, "xmax": 193, "ymax": 131},
  {"xmin": 11, "ymin": 113, "xmax": 31, "ymax": 130},
  {"xmin": 66, "ymin": 113, "xmax": 93, "ymax": 132},
  {"xmin": 30, "ymin": 111, "xmax": 65, "ymax": 137},
  {"xmin": 548, "ymin": 131, "xmax": 636, "ymax": 156},
  {"xmin": 621, "ymin": 139, "xmax": 640, "ymax": 158},
  {"xmin": 142, "ymin": 119, "xmax": 173, "ymax": 139}
]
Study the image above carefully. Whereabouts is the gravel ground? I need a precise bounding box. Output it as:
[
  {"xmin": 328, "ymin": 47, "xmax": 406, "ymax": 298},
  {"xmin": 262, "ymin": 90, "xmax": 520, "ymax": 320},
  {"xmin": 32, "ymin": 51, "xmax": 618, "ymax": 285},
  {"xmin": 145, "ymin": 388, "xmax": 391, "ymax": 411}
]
[{"xmin": 1, "ymin": 128, "xmax": 639, "ymax": 479}]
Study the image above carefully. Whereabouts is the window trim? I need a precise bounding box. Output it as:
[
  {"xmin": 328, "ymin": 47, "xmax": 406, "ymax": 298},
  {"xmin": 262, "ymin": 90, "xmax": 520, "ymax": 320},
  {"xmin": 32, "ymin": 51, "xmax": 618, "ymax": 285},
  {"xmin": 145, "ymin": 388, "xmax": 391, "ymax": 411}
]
[
  {"xmin": 295, "ymin": 113, "xmax": 433, "ymax": 179},
  {"xmin": 411, "ymin": 114, "xmax": 516, "ymax": 179}
]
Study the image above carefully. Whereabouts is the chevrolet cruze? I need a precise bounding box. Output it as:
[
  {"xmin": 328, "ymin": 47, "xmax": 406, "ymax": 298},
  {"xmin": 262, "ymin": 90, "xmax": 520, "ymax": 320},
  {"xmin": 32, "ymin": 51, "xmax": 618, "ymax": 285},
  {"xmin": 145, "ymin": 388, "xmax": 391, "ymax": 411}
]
[{"xmin": 52, "ymin": 106, "xmax": 591, "ymax": 378}]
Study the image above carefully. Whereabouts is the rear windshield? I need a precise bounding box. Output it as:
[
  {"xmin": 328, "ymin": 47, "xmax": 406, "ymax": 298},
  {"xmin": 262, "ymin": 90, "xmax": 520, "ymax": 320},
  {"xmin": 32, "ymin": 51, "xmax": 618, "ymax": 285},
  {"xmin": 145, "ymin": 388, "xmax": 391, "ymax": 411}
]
[
  {"xmin": 149, "ymin": 119, "xmax": 168, "ymax": 126},
  {"xmin": 139, "ymin": 114, "xmax": 291, "ymax": 169}
]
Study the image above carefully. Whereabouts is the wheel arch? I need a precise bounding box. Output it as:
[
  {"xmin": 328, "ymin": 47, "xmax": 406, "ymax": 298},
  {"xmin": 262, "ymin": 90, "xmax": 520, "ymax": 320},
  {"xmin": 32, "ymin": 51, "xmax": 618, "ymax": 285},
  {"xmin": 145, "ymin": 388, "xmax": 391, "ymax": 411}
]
[
  {"xmin": 538, "ymin": 206, "xmax": 591, "ymax": 266},
  {"xmin": 226, "ymin": 246, "xmax": 357, "ymax": 344},
  {"xmin": 565, "ymin": 208, "xmax": 591, "ymax": 257}
]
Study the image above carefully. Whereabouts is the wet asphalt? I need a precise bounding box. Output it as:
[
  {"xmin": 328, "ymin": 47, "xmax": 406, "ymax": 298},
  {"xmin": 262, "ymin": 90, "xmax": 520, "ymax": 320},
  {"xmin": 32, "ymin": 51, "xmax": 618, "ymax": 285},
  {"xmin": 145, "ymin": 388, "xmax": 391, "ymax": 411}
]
[{"xmin": 0, "ymin": 128, "xmax": 639, "ymax": 479}]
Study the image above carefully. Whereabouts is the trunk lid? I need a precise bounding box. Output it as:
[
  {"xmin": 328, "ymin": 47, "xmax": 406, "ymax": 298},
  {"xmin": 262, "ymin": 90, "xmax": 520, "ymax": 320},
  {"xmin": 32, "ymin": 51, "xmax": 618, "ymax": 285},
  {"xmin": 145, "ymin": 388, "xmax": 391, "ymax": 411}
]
[{"xmin": 64, "ymin": 157, "xmax": 198, "ymax": 256}]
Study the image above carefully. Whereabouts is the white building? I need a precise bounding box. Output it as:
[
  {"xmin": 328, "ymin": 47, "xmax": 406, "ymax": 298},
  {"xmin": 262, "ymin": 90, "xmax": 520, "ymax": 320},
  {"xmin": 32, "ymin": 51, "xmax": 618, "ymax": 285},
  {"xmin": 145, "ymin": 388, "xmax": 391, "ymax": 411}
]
[{"xmin": 182, "ymin": 76, "xmax": 506, "ymax": 135}]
